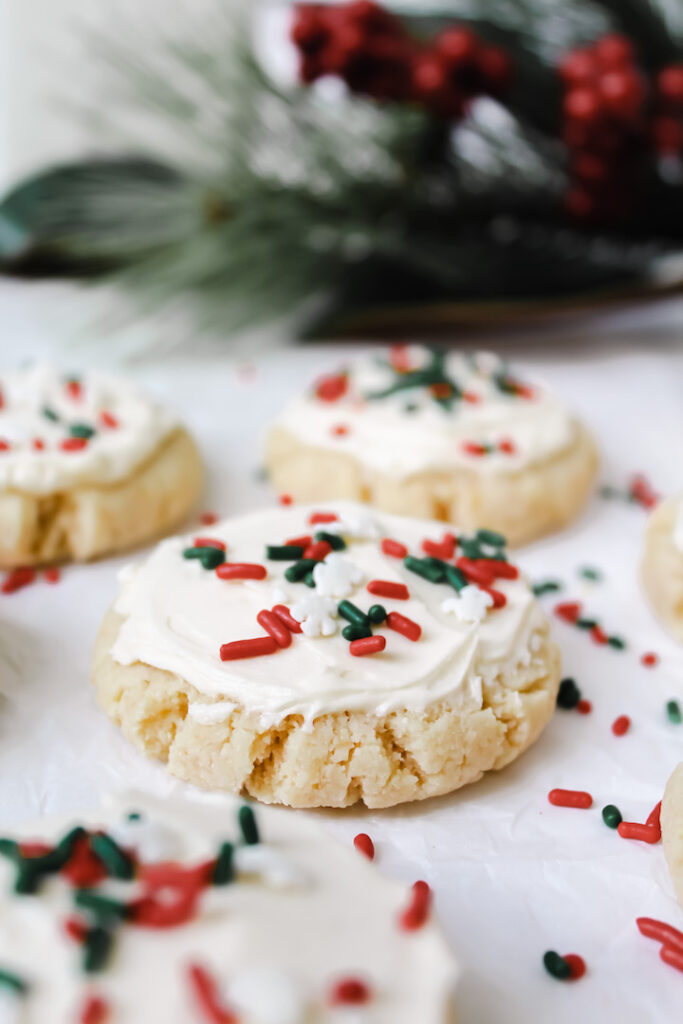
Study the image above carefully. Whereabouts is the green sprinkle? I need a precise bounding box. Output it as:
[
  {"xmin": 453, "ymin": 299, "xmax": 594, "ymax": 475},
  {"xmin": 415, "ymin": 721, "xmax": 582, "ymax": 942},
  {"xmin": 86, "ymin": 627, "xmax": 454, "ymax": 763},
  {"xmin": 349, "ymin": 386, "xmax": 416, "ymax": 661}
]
[
  {"xmin": 342, "ymin": 624, "xmax": 372, "ymax": 642},
  {"xmin": 74, "ymin": 890, "xmax": 128, "ymax": 924},
  {"xmin": 199, "ymin": 548, "xmax": 225, "ymax": 570},
  {"xmin": 126, "ymin": 812, "xmax": 142, "ymax": 822},
  {"xmin": 556, "ymin": 678, "xmax": 581, "ymax": 710},
  {"xmin": 667, "ymin": 700, "xmax": 682, "ymax": 724},
  {"xmin": 284, "ymin": 559, "xmax": 318, "ymax": 582},
  {"xmin": 90, "ymin": 834, "xmax": 135, "ymax": 881},
  {"xmin": 303, "ymin": 571, "xmax": 316, "ymax": 587},
  {"xmin": 367, "ymin": 604, "xmax": 387, "ymax": 624},
  {"xmin": 404, "ymin": 556, "xmax": 445, "ymax": 583},
  {"xmin": 458, "ymin": 539, "xmax": 484, "ymax": 559},
  {"xmin": 602, "ymin": 804, "xmax": 622, "ymax": 829},
  {"xmin": 533, "ymin": 580, "xmax": 562, "ymax": 597},
  {"xmin": 475, "ymin": 529, "xmax": 506, "ymax": 547},
  {"xmin": 444, "ymin": 565, "xmax": 468, "ymax": 592},
  {"xmin": 54, "ymin": 827, "xmax": 87, "ymax": 865},
  {"xmin": 404, "ymin": 403, "xmax": 418, "ymax": 413},
  {"xmin": 0, "ymin": 967, "xmax": 28, "ymax": 995},
  {"xmin": 0, "ymin": 839, "xmax": 19, "ymax": 860},
  {"xmin": 314, "ymin": 531, "xmax": 345, "ymax": 551},
  {"xmin": 238, "ymin": 805, "xmax": 259, "ymax": 846},
  {"xmin": 608, "ymin": 636, "xmax": 626, "ymax": 650},
  {"xmin": 14, "ymin": 861, "xmax": 44, "ymax": 895},
  {"xmin": 183, "ymin": 547, "xmax": 206, "ymax": 559},
  {"xmin": 543, "ymin": 950, "xmax": 571, "ymax": 980},
  {"xmin": 576, "ymin": 618, "xmax": 598, "ymax": 630},
  {"xmin": 69, "ymin": 423, "xmax": 96, "ymax": 440},
  {"xmin": 579, "ymin": 566, "xmax": 602, "ymax": 581},
  {"xmin": 266, "ymin": 545, "xmax": 304, "ymax": 561},
  {"xmin": 213, "ymin": 842, "xmax": 234, "ymax": 885},
  {"xmin": 338, "ymin": 600, "xmax": 370, "ymax": 629},
  {"xmin": 83, "ymin": 926, "xmax": 114, "ymax": 974},
  {"xmin": 41, "ymin": 406, "xmax": 59, "ymax": 422}
]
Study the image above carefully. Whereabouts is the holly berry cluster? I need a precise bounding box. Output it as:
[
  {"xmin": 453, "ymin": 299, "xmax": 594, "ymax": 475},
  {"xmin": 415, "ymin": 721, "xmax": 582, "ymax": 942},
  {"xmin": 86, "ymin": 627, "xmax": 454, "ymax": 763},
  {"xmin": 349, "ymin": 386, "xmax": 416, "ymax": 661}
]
[
  {"xmin": 651, "ymin": 63, "xmax": 683, "ymax": 157},
  {"xmin": 290, "ymin": 1, "xmax": 512, "ymax": 118}
]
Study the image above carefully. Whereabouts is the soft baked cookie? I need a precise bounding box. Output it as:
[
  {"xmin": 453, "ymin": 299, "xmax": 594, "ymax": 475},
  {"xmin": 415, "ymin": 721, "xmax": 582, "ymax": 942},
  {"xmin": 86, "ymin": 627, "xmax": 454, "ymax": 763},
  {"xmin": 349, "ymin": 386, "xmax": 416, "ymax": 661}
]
[
  {"xmin": 662, "ymin": 761, "xmax": 683, "ymax": 908},
  {"xmin": 0, "ymin": 792, "xmax": 457, "ymax": 1023},
  {"xmin": 0, "ymin": 365, "xmax": 202, "ymax": 566},
  {"xmin": 93, "ymin": 501, "xmax": 561, "ymax": 809},
  {"xmin": 642, "ymin": 495, "xmax": 683, "ymax": 644},
  {"xmin": 266, "ymin": 346, "xmax": 598, "ymax": 547}
]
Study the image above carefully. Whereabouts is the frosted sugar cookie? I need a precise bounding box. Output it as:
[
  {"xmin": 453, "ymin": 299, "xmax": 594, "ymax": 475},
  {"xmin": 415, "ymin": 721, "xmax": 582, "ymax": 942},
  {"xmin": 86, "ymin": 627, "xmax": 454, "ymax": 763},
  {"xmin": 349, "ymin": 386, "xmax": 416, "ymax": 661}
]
[
  {"xmin": 662, "ymin": 762, "xmax": 683, "ymax": 908},
  {"xmin": 93, "ymin": 500, "xmax": 561, "ymax": 808},
  {"xmin": 642, "ymin": 495, "xmax": 683, "ymax": 644},
  {"xmin": 266, "ymin": 346, "xmax": 598, "ymax": 546},
  {"xmin": 0, "ymin": 365, "xmax": 202, "ymax": 566},
  {"xmin": 0, "ymin": 792, "xmax": 457, "ymax": 1023}
]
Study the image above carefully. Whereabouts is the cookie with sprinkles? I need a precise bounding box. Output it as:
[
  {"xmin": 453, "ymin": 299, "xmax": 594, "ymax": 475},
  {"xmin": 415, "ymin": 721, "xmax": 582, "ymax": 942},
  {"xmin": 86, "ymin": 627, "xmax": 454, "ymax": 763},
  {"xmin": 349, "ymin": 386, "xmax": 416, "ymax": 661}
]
[
  {"xmin": 662, "ymin": 762, "xmax": 683, "ymax": 909},
  {"xmin": 0, "ymin": 791, "xmax": 458, "ymax": 1023},
  {"xmin": 0, "ymin": 365, "xmax": 202, "ymax": 566},
  {"xmin": 265, "ymin": 347, "xmax": 598, "ymax": 547},
  {"xmin": 642, "ymin": 495, "xmax": 683, "ymax": 644},
  {"xmin": 92, "ymin": 501, "xmax": 561, "ymax": 808}
]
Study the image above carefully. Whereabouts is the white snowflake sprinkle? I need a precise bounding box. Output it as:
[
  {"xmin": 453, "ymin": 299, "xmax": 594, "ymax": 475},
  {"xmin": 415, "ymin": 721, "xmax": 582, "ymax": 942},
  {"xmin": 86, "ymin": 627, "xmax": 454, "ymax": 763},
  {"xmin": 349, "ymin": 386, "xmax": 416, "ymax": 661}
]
[
  {"xmin": 325, "ymin": 513, "xmax": 381, "ymax": 541},
  {"xmin": 290, "ymin": 593, "xmax": 339, "ymax": 637},
  {"xmin": 312, "ymin": 553, "xmax": 363, "ymax": 598},
  {"xmin": 110, "ymin": 814, "xmax": 181, "ymax": 864},
  {"xmin": 441, "ymin": 585, "xmax": 493, "ymax": 623}
]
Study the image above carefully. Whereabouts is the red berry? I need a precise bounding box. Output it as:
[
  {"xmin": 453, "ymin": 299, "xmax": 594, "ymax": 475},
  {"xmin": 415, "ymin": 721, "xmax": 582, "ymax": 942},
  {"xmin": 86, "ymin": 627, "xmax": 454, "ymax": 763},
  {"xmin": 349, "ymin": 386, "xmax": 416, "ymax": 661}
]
[
  {"xmin": 477, "ymin": 46, "xmax": 513, "ymax": 94},
  {"xmin": 412, "ymin": 52, "xmax": 447, "ymax": 98},
  {"xmin": 559, "ymin": 49, "xmax": 597, "ymax": 86},
  {"xmin": 651, "ymin": 115, "xmax": 682, "ymax": 154},
  {"xmin": 436, "ymin": 26, "xmax": 479, "ymax": 65},
  {"xmin": 594, "ymin": 34, "xmax": 634, "ymax": 69},
  {"xmin": 564, "ymin": 87, "xmax": 602, "ymax": 122},
  {"xmin": 657, "ymin": 64, "xmax": 683, "ymax": 105},
  {"xmin": 564, "ymin": 187, "xmax": 596, "ymax": 220},
  {"xmin": 599, "ymin": 69, "xmax": 645, "ymax": 120}
]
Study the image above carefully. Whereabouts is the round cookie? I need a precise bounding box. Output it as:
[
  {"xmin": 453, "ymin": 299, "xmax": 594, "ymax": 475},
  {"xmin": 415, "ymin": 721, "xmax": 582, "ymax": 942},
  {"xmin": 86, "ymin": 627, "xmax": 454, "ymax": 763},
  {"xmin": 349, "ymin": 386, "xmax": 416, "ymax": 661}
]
[
  {"xmin": 0, "ymin": 792, "xmax": 458, "ymax": 1023},
  {"xmin": 662, "ymin": 761, "xmax": 683, "ymax": 908},
  {"xmin": 266, "ymin": 346, "xmax": 598, "ymax": 547},
  {"xmin": 0, "ymin": 364, "xmax": 202, "ymax": 567},
  {"xmin": 642, "ymin": 495, "xmax": 683, "ymax": 644},
  {"xmin": 93, "ymin": 501, "xmax": 561, "ymax": 809}
]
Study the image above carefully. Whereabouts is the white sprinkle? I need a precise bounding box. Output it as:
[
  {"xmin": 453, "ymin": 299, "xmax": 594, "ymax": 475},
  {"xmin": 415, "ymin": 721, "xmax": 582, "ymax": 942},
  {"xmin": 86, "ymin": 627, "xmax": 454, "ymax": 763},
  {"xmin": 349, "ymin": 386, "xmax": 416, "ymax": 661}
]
[
  {"xmin": 325, "ymin": 513, "xmax": 381, "ymax": 541},
  {"xmin": 441, "ymin": 585, "xmax": 493, "ymax": 622},
  {"xmin": 312, "ymin": 553, "xmax": 363, "ymax": 598},
  {"xmin": 290, "ymin": 594, "xmax": 338, "ymax": 637},
  {"xmin": 110, "ymin": 815, "xmax": 181, "ymax": 864}
]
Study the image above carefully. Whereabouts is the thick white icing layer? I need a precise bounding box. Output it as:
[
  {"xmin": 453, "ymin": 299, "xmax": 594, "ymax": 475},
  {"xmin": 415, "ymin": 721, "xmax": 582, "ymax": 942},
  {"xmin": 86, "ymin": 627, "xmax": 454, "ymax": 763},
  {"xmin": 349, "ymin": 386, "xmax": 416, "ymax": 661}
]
[
  {"xmin": 111, "ymin": 502, "xmax": 550, "ymax": 728},
  {"xmin": 0, "ymin": 792, "xmax": 457, "ymax": 1023},
  {"xmin": 0, "ymin": 365, "xmax": 179, "ymax": 493},
  {"xmin": 274, "ymin": 346, "xmax": 577, "ymax": 478}
]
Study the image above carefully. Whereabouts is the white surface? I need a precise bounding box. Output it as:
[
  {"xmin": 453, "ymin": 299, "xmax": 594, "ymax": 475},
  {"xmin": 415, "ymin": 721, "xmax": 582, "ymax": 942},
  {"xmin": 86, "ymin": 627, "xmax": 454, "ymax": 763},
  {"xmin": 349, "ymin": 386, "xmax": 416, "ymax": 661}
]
[{"xmin": 0, "ymin": 280, "xmax": 682, "ymax": 1023}]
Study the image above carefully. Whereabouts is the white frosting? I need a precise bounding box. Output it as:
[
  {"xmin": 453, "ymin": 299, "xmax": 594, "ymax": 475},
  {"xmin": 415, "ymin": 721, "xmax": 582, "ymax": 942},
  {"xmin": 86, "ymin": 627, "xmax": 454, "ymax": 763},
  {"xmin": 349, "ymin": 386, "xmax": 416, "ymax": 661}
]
[
  {"xmin": 0, "ymin": 365, "xmax": 179, "ymax": 493},
  {"xmin": 274, "ymin": 346, "xmax": 577, "ymax": 478},
  {"xmin": 673, "ymin": 498, "xmax": 683, "ymax": 553},
  {"xmin": 0, "ymin": 792, "xmax": 457, "ymax": 1023},
  {"xmin": 111, "ymin": 502, "xmax": 550, "ymax": 729}
]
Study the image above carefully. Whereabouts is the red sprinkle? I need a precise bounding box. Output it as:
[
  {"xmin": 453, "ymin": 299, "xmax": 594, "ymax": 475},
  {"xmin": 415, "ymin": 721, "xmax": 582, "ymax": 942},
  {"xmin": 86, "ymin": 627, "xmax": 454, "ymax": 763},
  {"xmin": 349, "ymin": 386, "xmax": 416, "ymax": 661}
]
[
  {"xmin": 456, "ymin": 557, "xmax": 495, "ymax": 586},
  {"xmin": 308, "ymin": 511, "xmax": 338, "ymax": 525},
  {"xmin": 2, "ymin": 568, "xmax": 36, "ymax": 594},
  {"xmin": 389, "ymin": 343, "xmax": 413, "ymax": 373},
  {"xmin": 367, "ymin": 579, "xmax": 409, "ymax": 601},
  {"xmin": 637, "ymin": 917, "xmax": 683, "ymax": 953},
  {"xmin": 554, "ymin": 601, "xmax": 582, "ymax": 624},
  {"xmin": 32, "ymin": 438, "xmax": 45, "ymax": 450},
  {"xmin": 349, "ymin": 635, "xmax": 386, "ymax": 657},
  {"xmin": 303, "ymin": 540, "xmax": 332, "ymax": 561},
  {"xmin": 399, "ymin": 880, "xmax": 432, "ymax": 931},
  {"xmin": 279, "ymin": 494, "xmax": 293, "ymax": 506},
  {"xmin": 272, "ymin": 605, "xmax": 303, "ymax": 634},
  {"xmin": 285, "ymin": 534, "xmax": 312, "ymax": 548},
  {"xmin": 480, "ymin": 586, "xmax": 507, "ymax": 609},
  {"xmin": 386, "ymin": 611, "xmax": 422, "ymax": 642},
  {"xmin": 256, "ymin": 609, "xmax": 292, "ymax": 649},
  {"xmin": 498, "ymin": 437, "xmax": 516, "ymax": 454},
  {"xmin": 132, "ymin": 861, "xmax": 213, "ymax": 929},
  {"xmin": 216, "ymin": 563, "xmax": 267, "ymax": 581},
  {"xmin": 315, "ymin": 373, "xmax": 348, "ymax": 403},
  {"xmin": 381, "ymin": 538, "xmax": 408, "ymax": 559},
  {"xmin": 66, "ymin": 379, "xmax": 82, "ymax": 401},
  {"xmin": 329, "ymin": 977, "xmax": 372, "ymax": 1006},
  {"xmin": 60, "ymin": 437, "xmax": 88, "ymax": 452},
  {"xmin": 646, "ymin": 801, "xmax": 662, "ymax": 831},
  {"xmin": 61, "ymin": 836, "xmax": 107, "ymax": 889},
  {"xmin": 193, "ymin": 537, "xmax": 226, "ymax": 551},
  {"xmin": 220, "ymin": 637, "xmax": 278, "ymax": 661},
  {"xmin": 480, "ymin": 559, "xmax": 518, "ymax": 580},
  {"xmin": 353, "ymin": 833, "xmax": 375, "ymax": 860},
  {"xmin": 79, "ymin": 994, "xmax": 110, "ymax": 1024},
  {"xmin": 617, "ymin": 821, "xmax": 660, "ymax": 844},
  {"xmin": 564, "ymin": 954, "xmax": 586, "ymax": 981},
  {"xmin": 661, "ymin": 945, "xmax": 683, "ymax": 974},
  {"xmin": 331, "ymin": 423, "xmax": 350, "ymax": 437},
  {"xmin": 64, "ymin": 916, "xmax": 88, "ymax": 943},
  {"xmin": 430, "ymin": 382, "xmax": 452, "ymax": 400},
  {"xmin": 462, "ymin": 441, "xmax": 488, "ymax": 456},
  {"xmin": 577, "ymin": 699, "xmax": 592, "ymax": 715},
  {"xmin": 99, "ymin": 410, "xmax": 119, "ymax": 429},
  {"xmin": 199, "ymin": 511, "xmax": 218, "ymax": 525},
  {"xmin": 463, "ymin": 390, "xmax": 480, "ymax": 403},
  {"xmin": 422, "ymin": 534, "xmax": 456, "ymax": 560},
  {"xmin": 612, "ymin": 715, "xmax": 630, "ymax": 736},
  {"xmin": 0, "ymin": 440, "xmax": 10, "ymax": 452},
  {"xmin": 590, "ymin": 624, "xmax": 609, "ymax": 645},
  {"xmin": 641, "ymin": 652, "xmax": 659, "ymax": 667},
  {"xmin": 548, "ymin": 789, "xmax": 593, "ymax": 809},
  {"xmin": 187, "ymin": 964, "xmax": 238, "ymax": 1023},
  {"xmin": 19, "ymin": 842, "xmax": 51, "ymax": 858}
]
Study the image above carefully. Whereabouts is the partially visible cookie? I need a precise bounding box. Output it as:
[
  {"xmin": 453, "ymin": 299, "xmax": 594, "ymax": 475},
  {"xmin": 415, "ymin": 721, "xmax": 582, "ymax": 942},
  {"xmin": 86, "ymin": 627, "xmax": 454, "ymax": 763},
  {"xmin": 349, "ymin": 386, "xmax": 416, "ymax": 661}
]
[
  {"xmin": 641, "ymin": 495, "xmax": 683, "ymax": 644},
  {"xmin": 93, "ymin": 501, "xmax": 561, "ymax": 809},
  {"xmin": 0, "ymin": 365, "xmax": 202, "ymax": 566},
  {"xmin": 662, "ymin": 761, "xmax": 683, "ymax": 908},
  {"xmin": 0, "ymin": 792, "xmax": 458, "ymax": 1023},
  {"xmin": 266, "ymin": 346, "xmax": 598, "ymax": 546}
]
